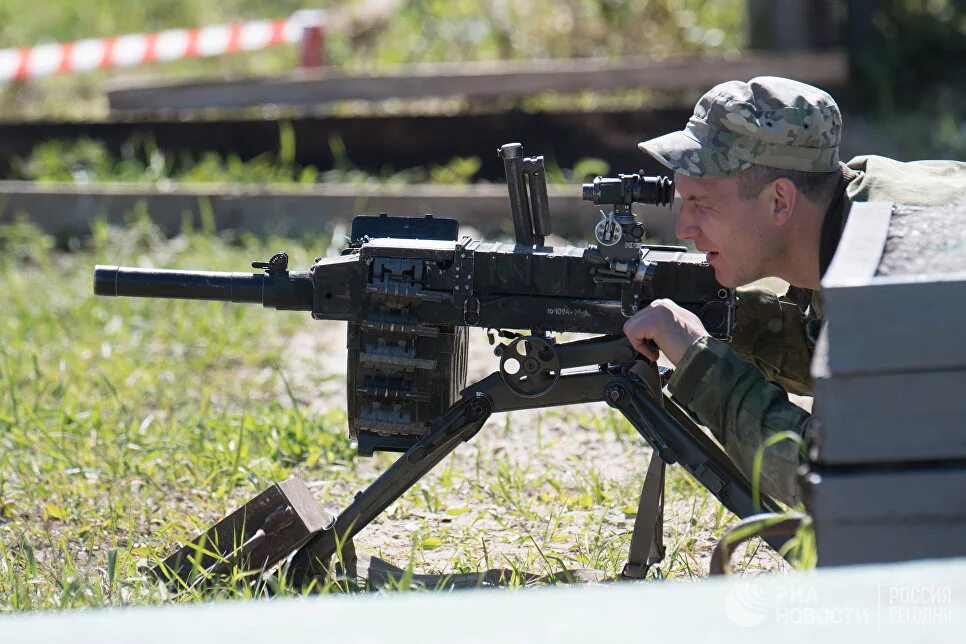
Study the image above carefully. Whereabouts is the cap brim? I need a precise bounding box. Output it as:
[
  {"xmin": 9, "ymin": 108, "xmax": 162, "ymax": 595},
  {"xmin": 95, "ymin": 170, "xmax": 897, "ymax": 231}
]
[{"xmin": 639, "ymin": 130, "xmax": 749, "ymax": 178}]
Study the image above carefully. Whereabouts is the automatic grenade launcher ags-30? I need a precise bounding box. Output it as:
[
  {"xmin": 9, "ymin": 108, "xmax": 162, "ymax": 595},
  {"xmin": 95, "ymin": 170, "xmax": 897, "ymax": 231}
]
[
  {"xmin": 93, "ymin": 143, "xmax": 780, "ymax": 585},
  {"xmin": 94, "ymin": 142, "xmax": 734, "ymax": 455}
]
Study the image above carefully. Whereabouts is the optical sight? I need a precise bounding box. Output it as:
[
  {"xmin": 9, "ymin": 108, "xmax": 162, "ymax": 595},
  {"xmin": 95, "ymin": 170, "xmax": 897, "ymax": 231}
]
[{"xmin": 581, "ymin": 174, "xmax": 674, "ymax": 207}]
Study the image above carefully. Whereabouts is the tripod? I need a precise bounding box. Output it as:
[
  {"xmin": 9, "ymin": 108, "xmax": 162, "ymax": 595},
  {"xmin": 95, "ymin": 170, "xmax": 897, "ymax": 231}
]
[{"xmin": 288, "ymin": 334, "xmax": 788, "ymax": 583}]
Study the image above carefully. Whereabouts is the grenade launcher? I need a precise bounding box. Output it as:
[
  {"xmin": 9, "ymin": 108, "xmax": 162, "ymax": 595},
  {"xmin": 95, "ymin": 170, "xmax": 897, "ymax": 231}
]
[{"xmin": 94, "ymin": 143, "xmax": 786, "ymax": 586}]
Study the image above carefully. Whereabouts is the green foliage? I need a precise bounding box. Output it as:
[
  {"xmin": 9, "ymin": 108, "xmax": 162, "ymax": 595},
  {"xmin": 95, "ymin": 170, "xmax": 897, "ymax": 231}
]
[
  {"xmin": 0, "ymin": 217, "xmax": 55, "ymax": 263},
  {"xmin": 0, "ymin": 0, "xmax": 745, "ymax": 118},
  {"xmin": 11, "ymin": 134, "xmax": 495, "ymax": 186},
  {"xmin": 12, "ymin": 130, "xmax": 325, "ymax": 185},
  {"xmin": 0, "ymin": 0, "xmax": 307, "ymax": 47},
  {"xmin": 842, "ymin": 0, "xmax": 965, "ymax": 160},
  {"xmin": 851, "ymin": 0, "xmax": 964, "ymax": 114},
  {"xmin": 336, "ymin": 0, "xmax": 743, "ymax": 66},
  {"xmin": 1, "ymin": 0, "xmax": 961, "ymax": 163},
  {"xmin": 0, "ymin": 0, "xmax": 745, "ymax": 59},
  {"xmin": 571, "ymin": 157, "xmax": 610, "ymax": 182},
  {"xmin": 13, "ymin": 137, "xmax": 165, "ymax": 184},
  {"xmin": 863, "ymin": 98, "xmax": 966, "ymax": 160},
  {"xmin": 12, "ymin": 136, "xmax": 618, "ymax": 186},
  {"xmin": 429, "ymin": 156, "xmax": 482, "ymax": 185}
]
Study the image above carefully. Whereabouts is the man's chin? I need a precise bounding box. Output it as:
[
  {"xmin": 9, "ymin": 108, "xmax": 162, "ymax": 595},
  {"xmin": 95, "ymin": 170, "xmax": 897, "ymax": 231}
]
[{"xmin": 708, "ymin": 266, "xmax": 739, "ymax": 289}]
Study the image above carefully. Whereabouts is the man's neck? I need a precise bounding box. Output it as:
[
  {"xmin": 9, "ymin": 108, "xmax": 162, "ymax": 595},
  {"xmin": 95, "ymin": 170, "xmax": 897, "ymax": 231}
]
[
  {"xmin": 774, "ymin": 197, "xmax": 831, "ymax": 291},
  {"xmin": 773, "ymin": 169, "xmax": 851, "ymax": 291}
]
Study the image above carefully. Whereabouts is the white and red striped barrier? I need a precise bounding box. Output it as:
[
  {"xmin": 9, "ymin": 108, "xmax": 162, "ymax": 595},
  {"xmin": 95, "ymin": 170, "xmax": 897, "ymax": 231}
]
[{"xmin": 0, "ymin": 10, "xmax": 325, "ymax": 83}]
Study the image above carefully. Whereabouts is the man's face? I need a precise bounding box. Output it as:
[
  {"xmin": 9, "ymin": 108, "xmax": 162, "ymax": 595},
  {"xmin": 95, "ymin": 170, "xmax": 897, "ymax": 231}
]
[{"xmin": 673, "ymin": 171, "xmax": 778, "ymax": 288}]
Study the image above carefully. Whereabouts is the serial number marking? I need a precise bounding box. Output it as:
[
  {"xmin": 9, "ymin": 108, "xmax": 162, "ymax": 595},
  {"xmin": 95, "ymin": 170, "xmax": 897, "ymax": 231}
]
[{"xmin": 546, "ymin": 306, "xmax": 591, "ymax": 318}]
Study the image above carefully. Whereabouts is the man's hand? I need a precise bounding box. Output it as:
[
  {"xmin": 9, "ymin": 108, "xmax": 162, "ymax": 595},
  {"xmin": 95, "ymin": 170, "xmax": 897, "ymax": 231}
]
[{"xmin": 623, "ymin": 299, "xmax": 709, "ymax": 364}]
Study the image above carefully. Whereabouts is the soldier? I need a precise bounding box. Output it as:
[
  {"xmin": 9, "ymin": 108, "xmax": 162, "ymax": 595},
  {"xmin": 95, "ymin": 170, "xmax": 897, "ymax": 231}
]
[{"xmin": 623, "ymin": 76, "xmax": 965, "ymax": 505}]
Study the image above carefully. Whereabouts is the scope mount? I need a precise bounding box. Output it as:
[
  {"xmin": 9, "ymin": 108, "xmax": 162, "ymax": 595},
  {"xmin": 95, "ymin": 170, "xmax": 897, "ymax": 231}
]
[{"xmin": 583, "ymin": 173, "xmax": 674, "ymax": 263}]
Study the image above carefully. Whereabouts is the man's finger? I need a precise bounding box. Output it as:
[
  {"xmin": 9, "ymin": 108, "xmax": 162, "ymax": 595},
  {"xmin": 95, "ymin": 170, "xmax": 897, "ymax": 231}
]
[{"xmin": 629, "ymin": 336, "xmax": 659, "ymax": 361}]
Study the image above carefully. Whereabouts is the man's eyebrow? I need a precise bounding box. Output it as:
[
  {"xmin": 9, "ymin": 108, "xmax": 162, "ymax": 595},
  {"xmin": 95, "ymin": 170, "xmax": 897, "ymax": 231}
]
[{"xmin": 683, "ymin": 193, "xmax": 712, "ymax": 203}]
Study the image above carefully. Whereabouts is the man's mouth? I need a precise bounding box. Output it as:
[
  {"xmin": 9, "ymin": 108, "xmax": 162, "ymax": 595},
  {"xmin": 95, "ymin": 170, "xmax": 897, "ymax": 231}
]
[{"xmin": 705, "ymin": 251, "xmax": 719, "ymax": 262}]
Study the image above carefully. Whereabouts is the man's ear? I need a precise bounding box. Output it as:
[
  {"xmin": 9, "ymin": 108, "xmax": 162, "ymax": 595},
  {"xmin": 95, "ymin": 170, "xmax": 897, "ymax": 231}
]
[{"xmin": 770, "ymin": 177, "xmax": 797, "ymax": 226}]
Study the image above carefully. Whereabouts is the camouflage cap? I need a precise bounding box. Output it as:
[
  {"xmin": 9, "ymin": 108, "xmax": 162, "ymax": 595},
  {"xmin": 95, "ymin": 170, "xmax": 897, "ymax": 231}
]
[{"xmin": 639, "ymin": 76, "xmax": 842, "ymax": 177}]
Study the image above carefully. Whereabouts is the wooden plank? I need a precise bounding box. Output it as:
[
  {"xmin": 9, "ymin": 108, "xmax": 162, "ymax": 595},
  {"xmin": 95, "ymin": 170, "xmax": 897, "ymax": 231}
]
[
  {"xmin": 807, "ymin": 467, "xmax": 966, "ymax": 566},
  {"xmin": 0, "ymin": 181, "xmax": 683, "ymax": 243},
  {"xmin": 106, "ymin": 51, "xmax": 849, "ymax": 112},
  {"xmin": 812, "ymin": 369, "xmax": 966, "ymax": 465}
]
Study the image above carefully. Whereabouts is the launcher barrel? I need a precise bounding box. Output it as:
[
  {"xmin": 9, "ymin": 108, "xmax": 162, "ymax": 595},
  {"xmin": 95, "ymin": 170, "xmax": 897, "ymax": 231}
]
[{"xmin": 93, "ymin": 265, "xmax": 313, "ymax": 310}]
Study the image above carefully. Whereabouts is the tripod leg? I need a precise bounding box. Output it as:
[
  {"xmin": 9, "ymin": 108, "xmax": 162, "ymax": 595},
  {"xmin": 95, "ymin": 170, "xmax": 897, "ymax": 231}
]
[
  {"xmin": 606, "ymin": 374, "xmax": 792, "ymax": 556},
  {"xmin": 288, "ymin": 395, "xmax": 492, "ymax": 583},
  {"xmin": 618, "ymin": 361, "xmax": 666, "ymax": 579},
  {"xmin": 289, "ymin": 366, "xmax": 616, "ymax": 586},
  {"xmin": 622, "ymin": 454, "xmax": 666, "ymax": 579}
]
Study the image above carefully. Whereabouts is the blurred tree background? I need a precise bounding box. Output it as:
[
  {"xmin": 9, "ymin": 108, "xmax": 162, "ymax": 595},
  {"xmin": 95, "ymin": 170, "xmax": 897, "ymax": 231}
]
[
  {"xmin": 842, "ymin": 0, "xmax": 964, "ymax": 158},
  {"xmin": 847, "ymin": 0, "xmax": 963, "ymax": 114},
  {"xmin": 0, "ymin": 0, "xmax": 745, "ymax": 61},
  {"xmin": 0, "ymin": 0, "xmax": 961, "ymax": 157}
]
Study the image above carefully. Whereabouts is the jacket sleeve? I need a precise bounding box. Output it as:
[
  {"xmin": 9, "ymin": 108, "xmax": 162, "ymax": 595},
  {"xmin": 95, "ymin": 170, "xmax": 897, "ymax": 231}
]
[
  {"xmin": 667, "ymin": 336, "xmax": 814, "ymax": 507},
  {"xmin": 726, "ymin": 285, "xmax": 816, "ymax": 396}
]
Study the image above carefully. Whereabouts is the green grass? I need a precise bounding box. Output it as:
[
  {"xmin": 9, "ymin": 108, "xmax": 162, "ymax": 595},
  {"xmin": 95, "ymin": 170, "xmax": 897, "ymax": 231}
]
[
  {"xmin": 0, "ymin": 218, "xmax": 349, "ymax": 609},
  {"xmin": 0, "ymin": 217, "xmax": 799, "ymax": 612}
]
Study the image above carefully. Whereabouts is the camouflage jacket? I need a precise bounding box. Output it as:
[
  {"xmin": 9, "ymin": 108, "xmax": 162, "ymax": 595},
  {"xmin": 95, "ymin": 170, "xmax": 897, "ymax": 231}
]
[{"xmin": 666, "ymin": 156, "xmax": 966, "ymax": 506}]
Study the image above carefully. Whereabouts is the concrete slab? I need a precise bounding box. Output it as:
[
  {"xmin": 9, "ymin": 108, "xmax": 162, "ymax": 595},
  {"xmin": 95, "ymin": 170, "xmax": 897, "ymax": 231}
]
[
  {"xmin": 3, "ymin": 558, "xmax": 964, "ymax": 642},
  {"xmin": 820, "ymin": 201, "xmax": 966, "ymax": 375},
  {"xmin": 811, "ymin": 368, "xmax": 966, "ymax": 464},
  {"xmin": 807, "ymin": 467, "xmax": 966, "ymax": 565}
]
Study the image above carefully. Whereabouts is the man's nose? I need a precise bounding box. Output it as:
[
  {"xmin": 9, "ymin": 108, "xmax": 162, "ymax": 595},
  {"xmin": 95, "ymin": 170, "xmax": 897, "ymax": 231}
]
[{"xmin": 676, "ymin": 202, "xmax": 700, "ymax": 241}]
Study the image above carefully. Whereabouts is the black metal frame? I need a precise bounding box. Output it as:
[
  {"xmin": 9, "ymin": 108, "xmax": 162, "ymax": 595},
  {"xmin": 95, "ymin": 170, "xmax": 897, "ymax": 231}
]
[{"xmin": 288, "ymin": 334, "xmax": 788, "ymax": 582}]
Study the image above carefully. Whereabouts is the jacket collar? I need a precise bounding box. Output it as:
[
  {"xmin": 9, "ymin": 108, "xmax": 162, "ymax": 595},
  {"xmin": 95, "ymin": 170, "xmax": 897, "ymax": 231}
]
[{"xmin": 819, "ymin": 164, "xmax": 862, "ymax": 278}]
